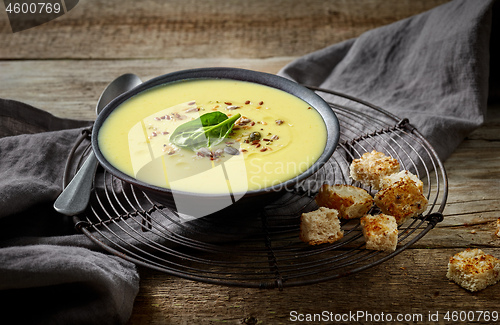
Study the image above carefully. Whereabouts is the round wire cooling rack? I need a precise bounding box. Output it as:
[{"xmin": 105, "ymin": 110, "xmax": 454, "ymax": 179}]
[{"xmin": 65, "ymin": 87, "xmax": 448, "ymax": 289}]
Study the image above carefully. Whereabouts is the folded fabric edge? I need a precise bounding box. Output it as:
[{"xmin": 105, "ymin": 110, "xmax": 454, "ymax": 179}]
[
  {"xmin": 0, "ymin": 98, "xmax": 93, "ymax": 136},
  {"xmin": 0, "ymin": 244, "xmax": 140, "ymax": 324}
]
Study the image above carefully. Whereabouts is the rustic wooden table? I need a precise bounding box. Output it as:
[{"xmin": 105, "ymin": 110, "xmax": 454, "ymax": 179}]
[{"xmin": 1, "ymin": 0, "xmax": 499, "ymax": 324}]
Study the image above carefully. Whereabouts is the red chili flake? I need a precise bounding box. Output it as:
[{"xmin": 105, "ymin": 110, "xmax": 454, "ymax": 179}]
[
  {"xmin": 245, "ymin": 100, "xmax": 251, "ymax": 105},
  {"xmin": 241, "ymin": 149, "xmax": 248, "ymax": 152},
  {"xmin": 162, "ymin": 132, "xmax": 169, "ymax": 135},
  {"xmin": 154, "ymin": 117, "xmax": 161, "ymax": 121},
  {"xmin": 252, "ymin": 140, "xmax": 260, "ymax": 145},
  {"xmin": 307, "ymin": 107, "xmax": 312, "ymax": 109},
  {"xmin": 250, "ymin": 121, "xmax": 255, "ymax": 126},
  {"xmin": 260, "ymin": 147, "xmax": 267, "ymax": 152},
  {"xmin": 259, "ymin": 101, "xmax": 264, "ymax": 105},
  {"xmin": 263, "ymin": 138, "xmax": 271, "ymax": 142},
  {"xmin": 165, "ymin": 115, "xmax": 171, "ymax": 120},
  {"xmin": 225, "ymin": 102, "xmax": 232, "ymax": 105},
  {"xmin": 255, "ymin": 143, "xmax": 261, "ymax": 148}
]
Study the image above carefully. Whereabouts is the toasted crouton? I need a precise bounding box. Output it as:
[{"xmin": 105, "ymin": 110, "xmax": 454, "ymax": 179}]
[
  {"xmin": 380, "ymin": 170, "xmax": 424, "ymax": 193},
  {"xmin": 447, "ymin": 249, "xmax": 500, "ymax": 292},
  {"xmin": 360, "ymin": 214, "xmax": 398, "ymax": 252},
  {"xmin": 300, "ymin": 207, "xmax": 343, "ymax": 245},
  {"xmin": 374, "ymin": 179, "xmax": 428, "ymax": 225},
  {"xmin": 349, "ymin": 150, "xmax": 400, "ymax": 190},
  {"xmin": 315, "ymin": 184, "xmax": 373, "ymax": 219}
]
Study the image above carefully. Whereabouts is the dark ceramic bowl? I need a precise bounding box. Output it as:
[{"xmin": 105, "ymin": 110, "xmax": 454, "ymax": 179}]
[{"xmin": 92, "ymin": 68, "xmax": 339, "ymax": 218}]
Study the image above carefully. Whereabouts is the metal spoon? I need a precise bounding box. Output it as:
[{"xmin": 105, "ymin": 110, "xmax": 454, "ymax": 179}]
[{"xmin": 54, "ymin": 73, "xmax": 143, "ymax": 216}]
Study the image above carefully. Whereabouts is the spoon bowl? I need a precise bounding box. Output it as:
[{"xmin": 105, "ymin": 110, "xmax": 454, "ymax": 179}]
[{"xmin": 53, "ymin": 73, "xmax": 143, "ymax": 216}]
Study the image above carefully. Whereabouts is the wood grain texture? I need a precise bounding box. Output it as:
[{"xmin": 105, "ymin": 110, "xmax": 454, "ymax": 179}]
[
  {"xmin": 129, "ymin": 248, "xmax": 500, "ymax": 325},
  {"xmin": 0, "ymin": 0, "xmax": 449, "ymax": 59}
]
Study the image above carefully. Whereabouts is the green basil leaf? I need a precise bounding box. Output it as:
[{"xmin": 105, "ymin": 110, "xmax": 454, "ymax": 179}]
[
  {"xmin": 170, "ymin": 111, "xmax": 241, "ymax": 151},
  {"xmin": 200, "ymin": 111, "xmax": 228, "ymax": 126}
]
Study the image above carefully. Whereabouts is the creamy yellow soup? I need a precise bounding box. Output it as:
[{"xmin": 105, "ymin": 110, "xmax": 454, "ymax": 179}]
[{"xmin": 98, "ymin": 79, "xmax": 327, "ymax": 194}]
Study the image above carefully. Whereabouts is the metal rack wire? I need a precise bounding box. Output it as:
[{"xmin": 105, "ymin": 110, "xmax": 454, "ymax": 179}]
[{"xmin": 66, "ymin": 87, "xmax": 447, "ymax": 289}]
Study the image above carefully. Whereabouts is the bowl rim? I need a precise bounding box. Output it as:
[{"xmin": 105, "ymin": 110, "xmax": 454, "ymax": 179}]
[{"xmin": 92, "ymin": 67, "xmax": 340, "ymax": 198}]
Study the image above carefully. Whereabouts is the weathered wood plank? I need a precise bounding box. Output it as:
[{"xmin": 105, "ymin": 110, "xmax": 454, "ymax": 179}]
[
  {"xmin": 0, "ymin": 0, "xmax": 449, "ymax": 59},
  {"xmin": 128, "ymin": 248, "xmax": 500, "ymax": 325}
]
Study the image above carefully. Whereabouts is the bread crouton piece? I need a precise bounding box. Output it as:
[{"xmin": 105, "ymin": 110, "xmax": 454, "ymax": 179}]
[
  {"xmin": 447, "ymin": 249, "xmax": 500, "ymax": 292},
  {"xmin": 349, "ymin": 150, "xmax": 400, "ymax": 190},
  {"xmin": 300, "ymin": 207, "xmax": 344, "ymax": 245},
  {"xmin": 374, "ymin": 179, "xmax": 428, "ymax": 225},
  {"xmin": 360, "ymin": 214, "xmax": 398, "ymax": 252},
  {"xmin": 380, "ymin": 170, "xmax": 424, "ymax": 193},
  {"xmin": 315, "ymin": 184, "xmax": 373, "ymax": 220}
]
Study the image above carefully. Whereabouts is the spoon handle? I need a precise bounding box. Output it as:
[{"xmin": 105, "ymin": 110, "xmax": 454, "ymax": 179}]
[{"xmin": 53, "ymin": 152, "xmax": 99, "ymax": 216}]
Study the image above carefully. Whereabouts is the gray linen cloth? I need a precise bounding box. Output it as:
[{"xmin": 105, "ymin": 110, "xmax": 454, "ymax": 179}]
[
  {"xmin": 0, "ymin": 0, "xmax": 497, "ymax": 323},
  {"xmin": 0, "ymin": 100, "xmax": 139, "ymax": 325},
  {"xmin": 279, "ymin": 0, "xmax": 498, "ymax": 162}
]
